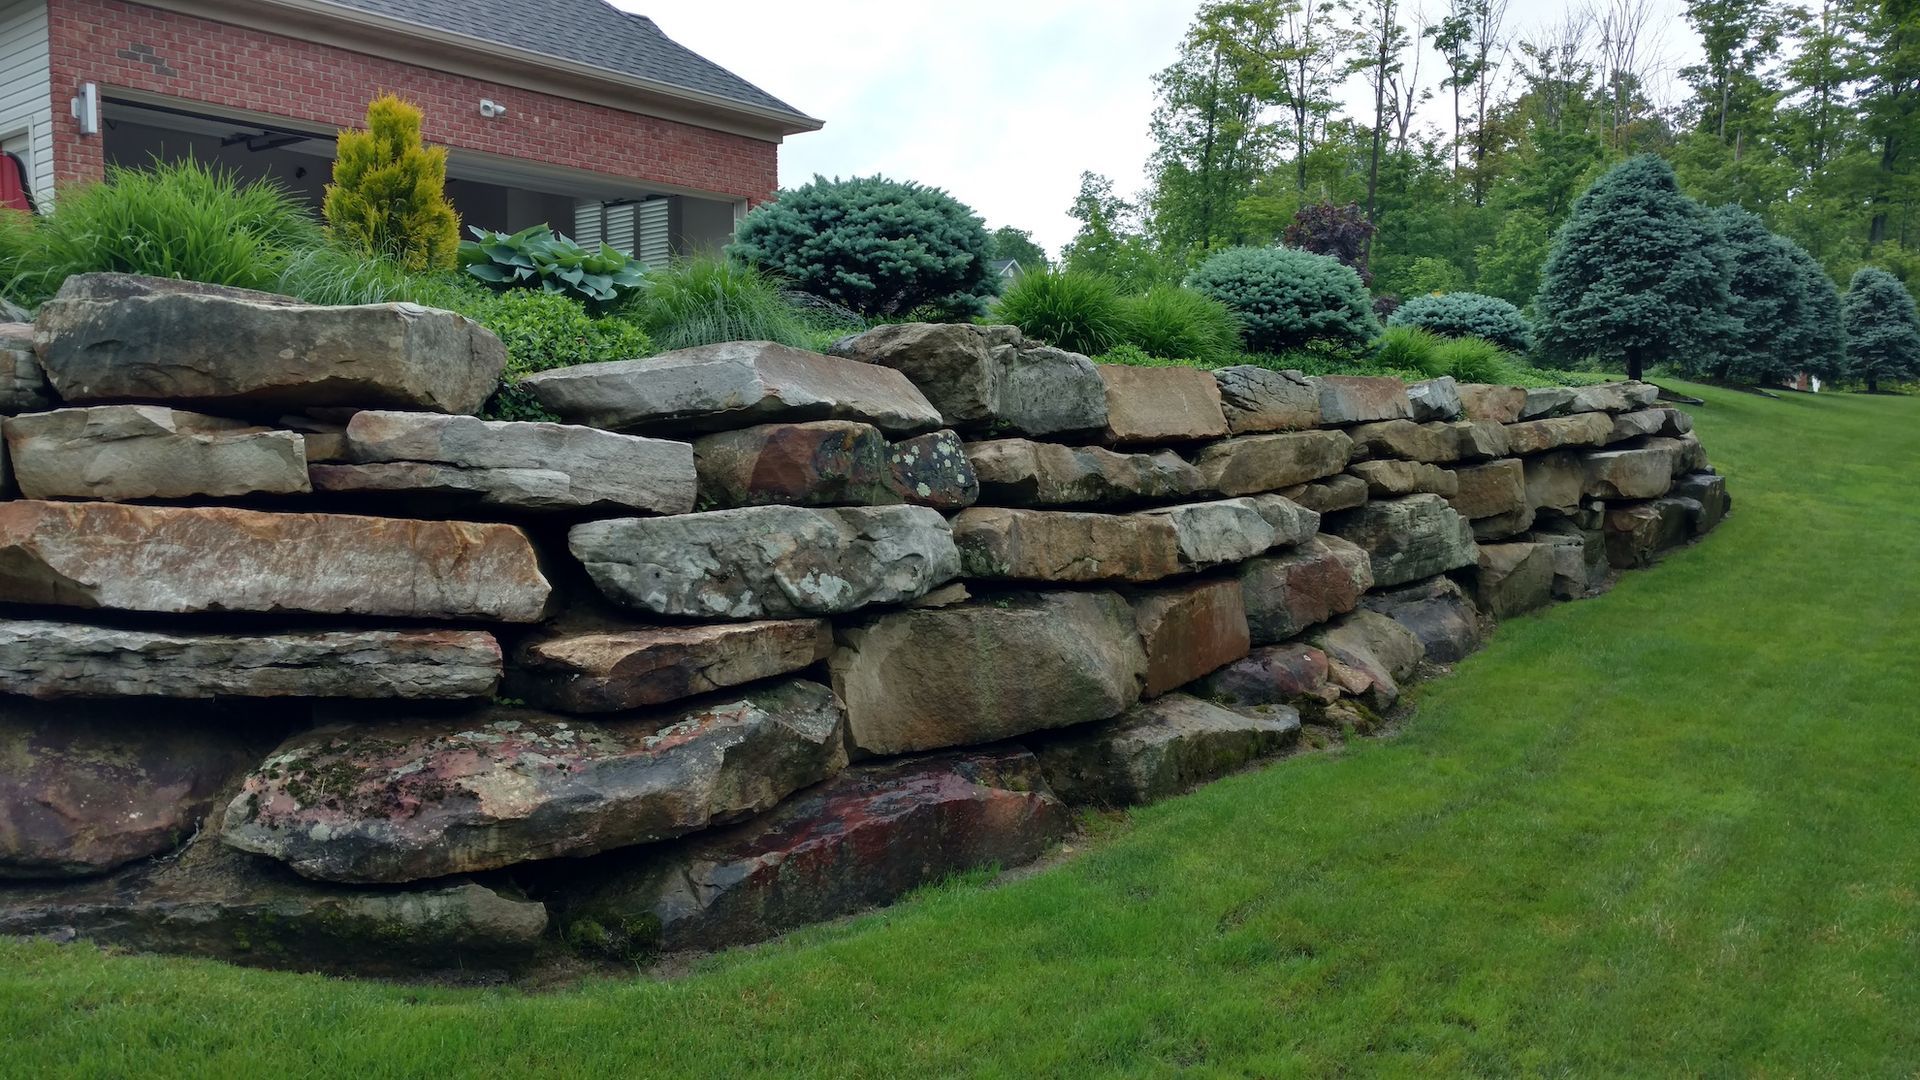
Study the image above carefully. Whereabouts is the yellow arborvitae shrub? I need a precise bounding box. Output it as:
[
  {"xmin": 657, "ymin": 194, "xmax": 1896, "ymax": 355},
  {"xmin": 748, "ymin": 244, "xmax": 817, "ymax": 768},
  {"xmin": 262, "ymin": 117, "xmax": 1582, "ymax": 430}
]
[{"xmin": 323, "ymin": 94, "xmax": 460, "ymax": 271}]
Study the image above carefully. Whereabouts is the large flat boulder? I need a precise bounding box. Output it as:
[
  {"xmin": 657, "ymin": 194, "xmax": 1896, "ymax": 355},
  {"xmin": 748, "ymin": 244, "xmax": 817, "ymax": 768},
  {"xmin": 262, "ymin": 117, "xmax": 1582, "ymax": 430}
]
[
  {"xmin": 1569, "ymin": 381, "xmax": 1661, "ymax": 414},
  {"xmin": 0, "ymin": 837, "xmax": 548, "ymax": 976},
  {"xmin": 954, "ymin": 498, "xmax": 1296, "ymax": 584},
  {"xmin": 1582, "ymin": 445, "xmax": 1678, "ymax": 500},
  {"xmin": 1448, "ymin": 419, "xmax": 1513, "ymax": 461},
  {"xmin": 1190, "ymin": 429, "xmax": 1354, "ymax": 496},
  {"xmin": 1473, "ymin": 542, "xmax": 1556, "ymax": 618},
  {"xmin": 1347, "ymin": 419, "xmax": 1463, "ymax": 464},
  {"xmin": 506, "ymin": 619, "xmax": 832, "ymax": 713},
  {"xmin": 1348, "ymin": 459, "xmax": 1457, "ymax": 498},
  {"xmin": 1521, "ymin": 387, "xmax": 1575, "ymax": 419},
  {"xmin": 0, "ymin": 620, "xmax": 500, "ymax": 700},
  {"xmin": 558, "ymin": 749, "xmax": 1066, "ymax": 955},
  {"xmin": 1406, "ymin": 376, "xmax": 1463, "ymax": 421},
  {"xmin": 1448, "ymin": 458, "xmax": 1527, "ymax": 520},
  {"xmin": 1238, "ymin": 535, "xmax": 1374, "ymax": 644},
  {"xmin": 995, "ymin": 345, "xmax": 1109, "ymax": 437},
  {"xmin": 523, "ymin": 341, "xmax": 943, "ymax": 436},
  {"xmin": 1128, "ymin": 578, "xmax": 1250, "ymax": 697},
  {"xmin": 313, "ymin": 410, "xmax": 696, "ymax": 514},
  {"xmin": 0, "ymin": 322, "xmax": 53, "ymax": 414},
  {"xmin": 1314, "ymin": 375, "xmax": 1412, "ymax": 425},
  {"xmin": 965, "ymin": 438, "xmax": 1202, "ymax": 507},
  {"xmin": 1033, "ymin": 694, "xmax": 1298, "ymax": 806},
  {"xmin": 1360, "ymin": 576, "xmax": 1485, "ymax": 664},
  {"xmin": 1139, "ymin": 496, "xmax": 1312, "ymax": 564},
  {"xmin": 1456, "ymin": 384, "xmax": 1527, "ymax": 424},
  {"xmin": 1212, "ymin": 366, "xmax": 1322, "ymax": 433},
  {"xmin": 1279, "ymin": 474, "xmax": 1369, "ymax": 513},
  {"xmin": 692, "ymin": 420, "xmax": 897, "ymax": 508},
  {"xmin": 0, "ymin": 501, "xmax": 552, "ymax": 622},
  {"xmin": 1523, "ymin": 450, "xmax": 1586, "ymax": 511},
  {"xmin": 830, "ymin": 591, "xmax": 1148, "ymax": 755},
  {"xmin": 1098, "ymin": 364, "xmax": 1228, "ymax": 444},
  {"xmin": 34, "ymin": 274, "xmax": 503, "ymax": 414},
  {"xmin": 4, "ymin": 405, "xmax": 310, "ymax": 501},
  {"xmin": 829, "ymin": 322, "xmax": 1000, "ymax": 425},
  {"xmin": 1, "ymin": 699, "xmax": 266, "ymax": 879},
  {"xmin": 1326, "ymin": 493, "xmax": 1479, "ymax": 588},
  {"xmin": 569, "ymin": 504, "xmax": 958, "ymax": 619},
  {"xmin": 1505, "ymin": 412, "xmax": 1614, "ymax": 455},
  {"xmin": 221, "ymin": 679, "xmax": 848, "ymax": 883}
]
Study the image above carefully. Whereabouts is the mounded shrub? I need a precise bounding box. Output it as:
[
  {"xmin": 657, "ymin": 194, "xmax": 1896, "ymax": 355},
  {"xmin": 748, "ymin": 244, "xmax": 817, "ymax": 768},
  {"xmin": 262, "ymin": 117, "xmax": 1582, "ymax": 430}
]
[
  {"xmin": 440, "ymin": 288, "xmax": 652, "ymax": 421},
  {"xmin": 1389, "ymin": 291, "xmax": 1532, "ymax": 354},
  {"xmin": 730, "ymin": 175, "xmax": 996, "ymax": 319},
  {"xmin": 1117, "ymin": 285, "xmax": 1243, "ymax": 366},
  {"xmin": 1841, "ymin": 267, "xmax": 1920, "ymax": 392},
  {"xmin": 323, "ymin": 94, "xmax": 460, "ymax": 272},
  {"xmin": 630, "ymin": 256, "xmax": 812, "ymax": 353},
  {"xmin": 1188, "ymin": 246, "xmax": 1379, "ymax": 354},
  {"xmin": 0, "ymin": 159, "xmax": 321, "ymax": 304},
  {"xmin": 992, "ymin": 268, "xmax": 1128, "ymax": 356}
]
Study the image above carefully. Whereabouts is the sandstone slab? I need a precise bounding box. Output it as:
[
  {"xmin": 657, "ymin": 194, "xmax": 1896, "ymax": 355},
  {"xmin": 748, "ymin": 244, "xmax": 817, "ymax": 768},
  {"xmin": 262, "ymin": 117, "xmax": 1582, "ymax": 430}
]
[
  {"xmin": 996, "ymin": 345, "xmax": 1109, "ymax": 437},
  {"xmin": 1524, "ymin": 450, "xmax": 1585, "ymax": 511},
  {"xmin": 1606, "ymin": 409, "xmax": 1666, "ymax": 443},
  {"xmin": 4, "ymin": 405, "xmax": 309, "ymax": 501},
  {"xmin": 0, "ymin": 501, "xmax": 552, "ymax": 622},
  {"xmin": 1359, "ymin": 577, "xmax": 1485, "ymax": 664},
  {"xmin": 1407, "ymin": 376, "xmax": 1463, "ymax": 421},
  {"xmin": 1128, "ymin": 578, "xmax": 1250, "ymax": 697},
  {"xmin": 1448, "ymin": 458, "xmax": 1527, "ymax": 520},
  {"xmin": 507, "ymin": 620, "xmax": 832, "ymax": 714},
  {"xmin": 692, "ymin": 420, "xmax": 896, "ymax": 508},
  {"xmin": 523, "ymin": 341, "xmax": 943, "ymax": 436},
  {"xmin": 1193, "ymin": 643, "xmax": 1340, "ymax": 708},
  {"xmin": 1314, "ymin": 375, "xmax": 1412, "ymax": 424},
  {"xmin": 559, "ymin": 749, "xmax": 1065, "ymax": 955},
  {"xmin": 1673, "ymin": 472, "xmax": 1730, "ymax": 533},
  {"xmin": 1448, "ymin": 419, "xmax": 1513, "ymax": 461},
  {"xmin": 1327, "ymin": 493, "xmax": 1478, "ymax": 588},
  {"xmin": 1456, "ymin": 384, "xmax": 1527, "ymax": 424},
  {"xmin": 887, "ymin": 428, "xmax": 978, "ymax": 509},
  {"xmin": 1529, "ymin": 523, "xmax": 1607, "ymax": 599},
  {"xmin": 1308, "ymin": 609, "xmax": 1425, "ymax": 708},
  {"xmin": 222, "ymin": 679, "xmax": 848, "ymax": 883},
  {"xmin": 1582, "ymin": 446, "xmax": 1677, "ymax": 500},
  {"xmin": 316, "ymin": 410, "xmax": 696, "ymax": 514},
  {"xmin": 1505, "ymin": 412, "xmax": 1614, "ymax": 455},
  {"xmin": 829, "ymin": 322, "xmax": 1000, "ymax": 425},
  {"xmin": 1191, "ymin": 429, "xmax": 1353, "ymax": 496},
  {"xmin": 830, "ymin": 591, "xmax": 1148, "ymax": 755},
  {"xmin": 34, "ymin": 274, "xmax": 504, "ymax": 414},
  {"xmin": 1471, "ymin": 504, "xmax": 1537, "ymax": 542},
  {"xmin": 0, "ymin": 837, "xmax": 548, "ymax": 975},
  {"xmin": 1238, "ymin": 535, "xmax": 1375, "ymax": 644},
  {"xmin": 1347, "ymin": 419, "xmax": 1462, "ymax": 464},
  {"xmin": 570, "ymin": 504, "xmax": 958, "ymax": 619},
  {"xmin": 966, "ymin": 438, "xmax": 1202, "ymax": 507},
  {"xmin": 1349, "ymin": 459, "xmax": 1457, "ymax": 498},
  {"xmin": 953, "ymin": 507, "xmax": 1182, "ymax": 583},
  {"xmin": 1140, "ymin": 496, "xmax": 1304, "ymax": 566},
  {"xmin": 1098, "ymin": 364, "xmax": 1228, "ymax": 444},
  {"xmin": 0, "ymin": 621, "xmax": 500, "ymax": 701},
  {"xmin": 1212, "ymin": 366, "xmax": 1321, "ymax": 433},
  {"xmin": 1520, "ymin": 387, "xmax": 1575, "ymax": 419},
  {"xmin": 1473, "ymin": 542, "xmax": 1556, "ymax": 618},
  {"xmin": 1279, "ymin": 473, "xmax": 1369, "ymax": 513},
  {"xmin": 1569, "ymin": 381, "xmax": 1661, "ymax": 414},
  {"xmin": 1, "ymin": 699, "xmax": 264, "ymax": 879},
  {"xmin": 0, "ymin": 323, "xmax": 54, "ymax": 414},
  {"xmin": 1034, "ymin": 694, "xmax": 1298, "ymax": 807}
]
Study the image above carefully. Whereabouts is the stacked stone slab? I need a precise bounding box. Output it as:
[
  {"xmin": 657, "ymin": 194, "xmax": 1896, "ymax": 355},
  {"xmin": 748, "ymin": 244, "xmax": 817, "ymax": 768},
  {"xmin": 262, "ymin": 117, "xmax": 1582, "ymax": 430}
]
[{"xmin": 0, "ymin": 296, "xmax": 1730, "ymax": 978}]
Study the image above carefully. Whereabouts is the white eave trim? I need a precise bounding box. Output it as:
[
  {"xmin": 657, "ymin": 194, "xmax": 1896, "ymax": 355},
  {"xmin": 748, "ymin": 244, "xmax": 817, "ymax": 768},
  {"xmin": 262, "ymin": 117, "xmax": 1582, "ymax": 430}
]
[{"xmin": 127, "ymin": 0, "xmax": 824, "ymax": 140}]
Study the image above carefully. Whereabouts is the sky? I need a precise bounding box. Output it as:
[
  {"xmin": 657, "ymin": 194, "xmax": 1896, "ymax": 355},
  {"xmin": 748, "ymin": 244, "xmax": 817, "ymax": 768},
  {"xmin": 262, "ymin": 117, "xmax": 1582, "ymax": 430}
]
[{"xmin": 619, "ymin": 1, "xmax": 1703, "ymax": 259}]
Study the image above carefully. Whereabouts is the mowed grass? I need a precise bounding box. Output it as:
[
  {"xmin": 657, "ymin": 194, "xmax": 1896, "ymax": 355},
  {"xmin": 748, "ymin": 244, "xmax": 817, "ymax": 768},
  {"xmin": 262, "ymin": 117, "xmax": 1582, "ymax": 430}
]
[{"xmin": 2, "ymin": 382, "xmax": 1917, "ymax": 1077}]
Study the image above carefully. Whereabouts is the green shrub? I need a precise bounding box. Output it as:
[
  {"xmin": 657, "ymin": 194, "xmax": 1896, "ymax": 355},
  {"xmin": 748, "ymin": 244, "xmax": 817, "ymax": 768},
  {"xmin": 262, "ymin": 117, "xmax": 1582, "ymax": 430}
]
[
  {"xmin": 435, "ymin": 288, "xmax": 651, "ymax": 420},
  {"xmin": 458, "ymin": 224, "xmax": 647, "ymax": 306},
  {"xmin": 991, "ymin": 269, "xmax": 1128, "ymax": 355},
  {"xmin": 730, "ymin": 175, "xmax": 995, "ymax": 319},
  {"xmin": 1372, "ymin": 325, "xmax": 1446, "ymax": 377},
  {"xmin": 1094, "ymin": 343, "xmax": 1202, "ymax": 368},
  {"xmin": 1389, "ymin": 292, "xmax": 1532, "ymax": 353},
  {"xmin": 1188, "ymin": 246, "xmax": 1379, "ymax": 353},
  {"xmin": 323, "ymin": 94, "xmax": 460, "ymax": 271},
  {"xmin": 1841, "ymin": 267, "xmax": 1920, "ymax": 392},
  {"xmin": 632, "ymin": 256, "xmax": 812, "ymax": 352},
  {"xmin": 275, "ymin": 244, "xmax": 441, "ymax": 306},
  {"xmin": 1118, "ymin": 285, "xmax": 1243, "ymax": 365},
  {"xmin": 1430, "ymin": 336, "xmax": 1514, "ymax": 383},
  {"xmin": 0, "ymin": 159, "xmax": 321, "ymax": 304}
]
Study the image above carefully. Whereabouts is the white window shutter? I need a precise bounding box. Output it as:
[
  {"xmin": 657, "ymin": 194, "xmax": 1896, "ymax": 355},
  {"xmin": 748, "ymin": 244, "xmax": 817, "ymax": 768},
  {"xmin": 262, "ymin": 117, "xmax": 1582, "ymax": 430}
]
[{"xmin": 637, "ymin": 199, "xmax": 671, "ymax": 267}]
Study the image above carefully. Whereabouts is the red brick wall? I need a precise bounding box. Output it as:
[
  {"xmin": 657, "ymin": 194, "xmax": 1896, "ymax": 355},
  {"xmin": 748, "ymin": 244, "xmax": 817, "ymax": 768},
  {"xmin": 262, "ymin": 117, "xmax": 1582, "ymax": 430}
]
[{"xmin": 45, "ymin": 0, "xmax": 779, "ymax": 201}]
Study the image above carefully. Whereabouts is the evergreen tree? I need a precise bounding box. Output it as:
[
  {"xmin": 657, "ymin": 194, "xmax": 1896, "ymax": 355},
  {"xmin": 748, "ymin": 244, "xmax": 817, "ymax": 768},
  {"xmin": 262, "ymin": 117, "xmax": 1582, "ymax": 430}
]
[
  {"xmin": 1780, "ymin": 240, "xmax": 1848, "ymax": 382},
  {"xmin": 985, "ymin": 226, "xmax": 1050, "ymax": 271},
  {"xmin": 1533, "ymin": 156, "xmax": 1736, "ymax": 379},
  {"xmin": 1841, "ymin": 266, "xmax": 1920, "ymax": 390},
  {"xmin": 1691, "ymin": 204, "xmax": 1804, "ymax": 384},
  {"xmin": 323, "ymin": 94, "xmax": 460, "ymax": 271}
]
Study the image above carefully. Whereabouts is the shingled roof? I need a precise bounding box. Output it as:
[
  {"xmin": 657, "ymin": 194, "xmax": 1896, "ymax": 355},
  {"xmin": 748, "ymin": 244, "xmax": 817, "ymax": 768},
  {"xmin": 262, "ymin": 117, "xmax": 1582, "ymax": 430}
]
[{"xmin": 320, "ymin": 0, "xmax": 817, "ymax": 127}]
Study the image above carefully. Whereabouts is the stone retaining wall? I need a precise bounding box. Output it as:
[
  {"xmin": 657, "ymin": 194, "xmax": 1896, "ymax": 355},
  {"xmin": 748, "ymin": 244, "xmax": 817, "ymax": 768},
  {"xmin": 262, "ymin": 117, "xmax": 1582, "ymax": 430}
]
[{"xmin": 0, "ymin": 276, "xmax": 1730, "ymax": 977}]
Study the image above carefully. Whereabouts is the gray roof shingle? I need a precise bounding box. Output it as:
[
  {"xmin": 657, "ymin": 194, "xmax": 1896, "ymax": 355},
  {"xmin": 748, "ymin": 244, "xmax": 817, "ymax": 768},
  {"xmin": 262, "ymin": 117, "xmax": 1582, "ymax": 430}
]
[{"xmin": 319, "ymin": 0, "xmax": 817, "ymax": 125}]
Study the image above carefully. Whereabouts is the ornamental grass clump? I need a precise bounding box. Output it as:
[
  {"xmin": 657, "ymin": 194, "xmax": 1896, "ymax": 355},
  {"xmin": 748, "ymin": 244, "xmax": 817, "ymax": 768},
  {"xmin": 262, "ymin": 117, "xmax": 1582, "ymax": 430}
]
[
  {"xmin": 1118, "ymin": 285, "xmax": 1244, "ymax": 366},
  {"xmin": 991, "ymin": 268, "xmax": 1129, "ymax": 355},
  {"xmin": 632, "ymin": 256, "xmax": 812, "ymax": 352}
]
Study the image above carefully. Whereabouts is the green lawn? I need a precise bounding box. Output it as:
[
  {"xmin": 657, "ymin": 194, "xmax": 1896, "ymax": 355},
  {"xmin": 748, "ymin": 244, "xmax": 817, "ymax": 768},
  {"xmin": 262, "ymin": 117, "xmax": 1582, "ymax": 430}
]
[{"xmin": 3, "ymin": 383, "xmax": 1917, "ymax": 1078}]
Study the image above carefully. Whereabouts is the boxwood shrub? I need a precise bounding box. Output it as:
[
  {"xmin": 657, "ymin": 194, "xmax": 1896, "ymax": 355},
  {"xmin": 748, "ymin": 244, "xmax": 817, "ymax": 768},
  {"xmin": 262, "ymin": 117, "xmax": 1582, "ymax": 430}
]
[
  {"xmin": 1388, "ymin": 291, "xmax": 1532, "ymax": 353},
  {"xmin": 1188, "ymin": 246, "xmax": 1378, "ymax": 353}
]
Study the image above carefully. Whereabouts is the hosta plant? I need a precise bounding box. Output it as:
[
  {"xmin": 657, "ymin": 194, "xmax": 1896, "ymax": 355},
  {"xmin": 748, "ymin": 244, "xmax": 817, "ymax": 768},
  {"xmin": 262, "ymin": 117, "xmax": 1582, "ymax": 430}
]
[{"xmin": 458, "ymin": 224, "xmax": 646, "ymax": 306}]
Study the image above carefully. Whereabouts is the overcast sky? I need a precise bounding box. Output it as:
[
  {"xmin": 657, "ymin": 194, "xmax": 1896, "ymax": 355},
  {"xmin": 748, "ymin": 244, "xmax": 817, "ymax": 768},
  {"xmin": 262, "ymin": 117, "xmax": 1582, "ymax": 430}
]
[{"xmin": 619, "ymin": 1, "xmax": 1702, "ymax": 258}]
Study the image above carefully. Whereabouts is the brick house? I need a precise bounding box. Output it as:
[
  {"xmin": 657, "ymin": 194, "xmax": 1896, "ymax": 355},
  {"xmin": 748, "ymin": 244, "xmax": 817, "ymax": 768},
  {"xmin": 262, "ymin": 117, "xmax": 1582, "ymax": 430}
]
[{"xmin": 0, "ymin": 0, "xmax": 820, "ymax": 260}]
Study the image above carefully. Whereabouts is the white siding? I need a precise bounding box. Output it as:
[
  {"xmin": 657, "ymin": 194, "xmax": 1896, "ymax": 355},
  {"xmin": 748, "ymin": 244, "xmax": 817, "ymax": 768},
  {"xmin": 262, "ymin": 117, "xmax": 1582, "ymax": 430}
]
[{"xmin": 0, "ymin": 0, "xmax": 53, "ymax": 208}]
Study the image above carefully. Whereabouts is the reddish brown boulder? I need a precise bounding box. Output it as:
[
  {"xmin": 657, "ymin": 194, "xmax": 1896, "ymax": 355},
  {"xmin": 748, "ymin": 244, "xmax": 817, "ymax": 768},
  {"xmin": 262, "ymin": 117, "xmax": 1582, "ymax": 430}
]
[
  {"xmin": 965, "ymin": 438, "xmax": 1203, "ymax": 507},
  {"xmin": 887, "ymin": 428, "xmax": 979, "ymax": 509},
  {"xmin": 507, "ymin": 620, "xmax": 832, "ymax": 713},
  {"xmin": 1449, "ymin": 458, "xmax": 1528, "ymax": 520},
  {"xmin": 0, "ymin": 501, "xmax": 552, "ymax": 622},
  {"xmin": 1314, "ymin": 375, "xmax": 1413, "ymax": 424},
  {"xmin": 693, "ymin": 421, "xmax": 898, "ymax": 507},
  {"xmin": 1237, "ymin": 535, "xmax": 1375, "ymax": 644},
  {"xmin": 1190, "ymin": 429, "xmax": 1354, "ymax": 496},
  {"xmin": 1098, "ymin": 364, "xmax": 1229, "ymax": 444},
  {"xmin": 1194, "ymin": 642, "xmax": 1340, "ymax": 707},
  {"xmin": 558, "ymin": 749, "xmax": 1066, "ymax": 954},
  {"xmin": 1456, "ymin": 384, "xmax": 1527, "ymax": 424},
  {"xmin": 1127, "ymin": 578, "xmax": 1251, "ymax": 697},
  {"xmin": 1347, "ymin": 419, "xmax": 1462, "ymax": 464}
]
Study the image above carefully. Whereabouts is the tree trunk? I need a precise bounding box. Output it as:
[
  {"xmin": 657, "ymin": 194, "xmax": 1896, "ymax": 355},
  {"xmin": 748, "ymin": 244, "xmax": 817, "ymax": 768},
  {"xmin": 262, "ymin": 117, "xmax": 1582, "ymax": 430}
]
[
  {"xmin": 1626, "ymin": 349, "xmax": 1644, "ymax": 382},
  {"xmin": 1867, "ymin": 370, "xmax": 1879, "ymax": 393}
]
